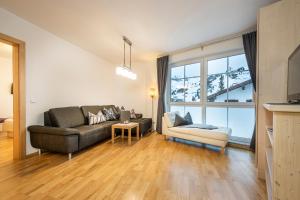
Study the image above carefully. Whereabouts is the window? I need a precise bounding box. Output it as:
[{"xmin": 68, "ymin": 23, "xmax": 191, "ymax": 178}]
[
  {"xmin": 170, "ymin": 63, "xmax": 200, "ymax": 102},
  {"xmin": 168, "ymin": 51, "xmax": 255, "ymax": 144},
  {"xmin": 207, "ymin": 54, "xmax": 253, "ymax": 103}
]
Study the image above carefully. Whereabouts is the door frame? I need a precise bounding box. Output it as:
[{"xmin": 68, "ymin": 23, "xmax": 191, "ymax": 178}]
[{"xmin": 0, "ymin": 32, "xmax": 26, "ymax": 160}]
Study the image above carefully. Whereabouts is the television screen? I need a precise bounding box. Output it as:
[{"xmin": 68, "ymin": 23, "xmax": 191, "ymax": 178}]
[{"xmin": 288, "ymin": 44, "xmax": 300, "ymax": 103}]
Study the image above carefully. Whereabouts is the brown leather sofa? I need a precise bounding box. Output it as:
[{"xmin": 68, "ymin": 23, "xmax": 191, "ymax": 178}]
[{"xmin": 28, "ymin": 105, "xmax": 152, "ymax": 159}]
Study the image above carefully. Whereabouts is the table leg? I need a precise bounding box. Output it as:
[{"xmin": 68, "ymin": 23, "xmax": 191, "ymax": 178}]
[
  {"xmin": 112, "ymin": 127, "xmax": 115, "ymax": 144},
  {"xmin": 136, "ymin": 126, "xmax": 139, "ymax": 140},
  {"xmin": 121, "ymin": 128, "xmax": 124, "ymax": 142},
  {"xmin": 128, "ymin": 128, "xmax": 131, "ymax": 145}
]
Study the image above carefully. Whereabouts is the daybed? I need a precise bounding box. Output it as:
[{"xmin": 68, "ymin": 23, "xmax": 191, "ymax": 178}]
[{"xmin": 162, "ymin": 112, "xmax": 231, "ymax": 153}]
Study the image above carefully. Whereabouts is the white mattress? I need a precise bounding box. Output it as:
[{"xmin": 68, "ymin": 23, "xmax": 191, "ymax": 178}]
[{"xmin": 169, "ymin": 126, "xmax": 231, "ymax": 141}]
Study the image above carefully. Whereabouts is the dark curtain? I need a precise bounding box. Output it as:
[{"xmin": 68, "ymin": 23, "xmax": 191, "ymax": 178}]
[
  {"xmin": 156, "ymin": 55, "xmax": 169, "ymax": 133},
  {"xmin": 242, "ymin": 31, "xmax": 257, "ymax": 151}
]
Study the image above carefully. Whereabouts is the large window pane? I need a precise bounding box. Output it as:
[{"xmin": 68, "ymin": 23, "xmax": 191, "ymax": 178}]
[
  {"xmin": 171, "ymin": 79, "xmax": 184, "ymax": 102},
  {"xmin": 185, "ymin": 77, "xmax": 200, "ymax": 102},
  {"xmin": 206, "ymin": 107, "xmax": 227, "ymax": 127},
  {"xmin": 171, "ymin": 66, "xmax": 184, "ymax": 79},
  {"xmin": 170, "ymin": 105, "xmax": 184, "ymax": 116},
  {"xmin": 228, "ymin": 71, "xmax": 253, "ymax": 102},
  {"xmin": 228, "ymin": 54, "xmax": 249, "ymax": 72},
  {"xmin": 185, "ymin": 63, "xmax": 200, "ymax": 78},
  {"xmin": 171, "ymin": 63, "xmax": 201, "ymax": 103},
  {"xmin": 228, "ymin": 81, "xmax": 253, "ymax": 102},
  {"xmin": 185, "ymin": 106, "xmax": 202, "ymax": 124},
  {"xmin": 208, "ymin": 57, "xmax": 227, "ymax": 75},
  {"xmin": 228, "ymin": 108, "xmax": 255, "ymax": 139},
  {"xmin": 207, "ymin": 74, "xmax": 228, "ymax": 102}
]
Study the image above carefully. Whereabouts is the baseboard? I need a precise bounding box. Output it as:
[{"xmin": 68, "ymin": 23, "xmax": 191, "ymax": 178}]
[
  {"xmin": 228, "ymin": 142, "xmax": 250, "ymax": 151},
  {"xmin": 26, "ymin": 151, "xmax": 39, "ymax": 158}
]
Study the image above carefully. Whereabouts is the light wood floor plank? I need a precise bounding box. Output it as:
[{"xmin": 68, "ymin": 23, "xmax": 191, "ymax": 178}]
[{"xmin": 0, "ymin": 133, "xmax": 266, "ymax": 200}]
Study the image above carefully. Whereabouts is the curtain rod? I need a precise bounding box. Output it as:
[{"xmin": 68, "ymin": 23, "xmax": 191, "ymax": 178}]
[{"xmin": 160, "ymin": 26, "xmax": 256, "ymax": 57}]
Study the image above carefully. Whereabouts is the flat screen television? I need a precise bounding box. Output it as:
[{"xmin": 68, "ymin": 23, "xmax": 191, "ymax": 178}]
[{"xmin": 288, "ymin": 44, "xmax": 300, "ymax": 103}]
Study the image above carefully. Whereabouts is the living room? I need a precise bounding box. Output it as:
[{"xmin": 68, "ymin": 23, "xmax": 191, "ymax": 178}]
[{"xmin": 0, "ymin": 0, "xmax": 299, "ymax": 199}]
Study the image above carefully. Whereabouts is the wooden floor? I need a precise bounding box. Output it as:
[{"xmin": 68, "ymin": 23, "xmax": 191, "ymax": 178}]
[
  {"xmin": 0, "ymin": 134, "xmax": 13, "ymax": 166},
  {"xmin": 0, "ymin": 133, "xmax": 266, "ymax": 200}
]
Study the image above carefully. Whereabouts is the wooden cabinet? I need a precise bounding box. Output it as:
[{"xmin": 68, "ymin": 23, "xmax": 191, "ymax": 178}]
[
  {"xmin": 257, "ymin": 0, "xmax": 300, "ymax": 182},
  {"xmin": 263, "ymin": 103, "xmax": 300, "ymax": 200}
]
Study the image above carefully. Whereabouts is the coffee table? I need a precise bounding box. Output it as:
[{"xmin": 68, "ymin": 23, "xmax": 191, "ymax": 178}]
[{"xmin": 111, "ymin": 122, "xmax": 139, "ymax": 145}]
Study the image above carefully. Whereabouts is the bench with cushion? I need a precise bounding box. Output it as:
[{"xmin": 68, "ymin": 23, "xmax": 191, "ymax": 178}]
[
  {"xmin": 28, "ymin": 105, "xmax": 152, "ymax": 159},
  {"xmin": 162, "ymin": 112, "xmax": 231, "ymax": 153}
]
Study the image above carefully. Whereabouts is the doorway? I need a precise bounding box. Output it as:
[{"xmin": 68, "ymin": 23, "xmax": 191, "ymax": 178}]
[
  {"xmin": 0, "ymin": 42, "xmax": 13, "ymax": 162},
  {"xmin": 0, "ymin": 33, "xmax": 26, "ymax": 160}
]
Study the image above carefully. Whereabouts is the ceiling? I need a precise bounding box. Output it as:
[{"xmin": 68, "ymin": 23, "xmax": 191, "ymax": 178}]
[
  {"xmin": 0, "ymin": 0, "xmax": 276, "ymax": 64},
  {"xmin": 0, "ymin": 42, "xmax": 12, "ymax": 58}
]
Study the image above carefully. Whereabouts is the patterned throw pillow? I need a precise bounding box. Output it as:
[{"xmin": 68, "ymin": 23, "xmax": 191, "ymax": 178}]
[
  {"xmin": 102, "ymin": 108, "xmax": 117, "ymax": 120},
  {"xmin": 112, "ymin": 106, "xmax": 120, "ymax": 119},
  {"xmin": 88, "ymin": 111, "xmax": 106, "ymax": 125},
  {"xmin": 115, "ymin": 106, "xmax": 121, "ymax": 114}
]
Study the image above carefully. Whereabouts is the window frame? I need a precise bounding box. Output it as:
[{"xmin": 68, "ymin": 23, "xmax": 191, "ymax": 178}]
[
  {"xmin": 167, "ymin": 49, "xmax": 255, "ymax": 144},
  {"xmin": 169, "ymin": 60, "xmax": 202, "ymax": 103}
]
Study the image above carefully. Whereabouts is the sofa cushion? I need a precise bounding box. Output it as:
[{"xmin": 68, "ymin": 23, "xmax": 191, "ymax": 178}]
[
  {"xmin": 169, "ymin": 126, "xmax": 231, "ymax": 141},
  {"xmin": 75, "ymin": 121, "xmax": 118, "ymax": 149},
  {"xmin": 174, "ymin": 114, "xmax": 189, "ymax": 127},
  {"xmin": 164, "ymin": 112, "xmax": 179, "ymax": 128},
  {"xmin": 81, "ymin": 105, "xmax": 117, "ymax": 124},
  {"xmin": 49, "ymin": 107, "xmax": 85, "ymax": 128},
  {"xmin": 81, "ymin": 105, "xmax": 102, "ymax": 124},
  {"xmin": 184, "ymin": 112, "xmax": 193, "ymax": 125},
  {"xmin": 173, "ymin": 113, "xmax": 193, "ymax": 127}
]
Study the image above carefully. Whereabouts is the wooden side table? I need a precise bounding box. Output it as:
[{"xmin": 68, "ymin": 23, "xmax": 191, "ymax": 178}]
[{"xmin": 111, "ymin": 123, "xmax": 139, "ymax": 145}]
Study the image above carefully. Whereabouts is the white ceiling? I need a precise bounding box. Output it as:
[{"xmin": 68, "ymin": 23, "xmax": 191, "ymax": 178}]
[{"xmin": 0, "ymin": 0, "xmax": 276, "ymax": 64}]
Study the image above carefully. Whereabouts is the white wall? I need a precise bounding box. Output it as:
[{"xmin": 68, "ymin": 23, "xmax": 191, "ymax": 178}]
[
  {"xmin": 169, "ymin": 37, "xmax": 243, "ymax": 64},
  {"xmin": 0, "ymin": 8, "xmax": 151, "ymax": 154},
  {"xmin": 0, "ymin": 53, "xmax": 13, "ymax": 118}
]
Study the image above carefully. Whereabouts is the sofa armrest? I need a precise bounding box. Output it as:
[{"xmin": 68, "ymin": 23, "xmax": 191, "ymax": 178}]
[
  {"xmin": 28, "ymin": 125, "xmax": 79, "ymax": 154},
  {"xmin": 162, "ymin": 116, "xmax": 168, "ymax": 135},
  {"xmin": 28, "ymin": 125, "xmax": 79, "ymax": 136}
]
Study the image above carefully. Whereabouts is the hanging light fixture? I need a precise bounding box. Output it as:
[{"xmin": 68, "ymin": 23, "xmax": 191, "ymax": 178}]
[{"xmin": 116, "ymin": 36, "xmax": 137, "ymax": 80}]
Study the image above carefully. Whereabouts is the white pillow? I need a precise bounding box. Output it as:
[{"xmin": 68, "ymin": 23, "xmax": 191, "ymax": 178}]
[
  {"xmin": 164, "ymin": 111, "xmax": 179, "ymax": 128},
  {"xmin": 88, "ymin": 111, "xmax": 106, "ymax": 125}
]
